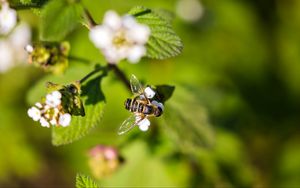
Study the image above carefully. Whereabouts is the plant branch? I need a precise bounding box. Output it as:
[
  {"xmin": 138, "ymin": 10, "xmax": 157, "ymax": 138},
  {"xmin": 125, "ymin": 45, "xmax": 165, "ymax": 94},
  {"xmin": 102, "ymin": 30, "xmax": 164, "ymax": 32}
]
[
  {"xmin": 79, "ymin": 66, "xmax": 106, "ymax": 84},
  {"xmin": 108, "ymin": 64, "xmax": 131, "ymax": 91},
  {"xmin": 68, "ymin": 55, "xmax": 91, "ymax": 64},
  {"xmin": 10, "ymin": 3, "xmax": 42, "ymax": 10},
  {"xmin": 83, "ymin": 8, "xmax": 97, "ymax": 28}
]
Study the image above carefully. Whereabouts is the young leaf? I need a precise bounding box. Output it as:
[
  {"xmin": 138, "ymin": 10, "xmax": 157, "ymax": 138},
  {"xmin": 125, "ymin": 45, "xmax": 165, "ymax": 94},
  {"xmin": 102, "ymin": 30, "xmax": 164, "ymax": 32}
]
[
  {"xmin": 128, "ymin": 6, "xmax": 183, "ymax": 60},
  {"xmin": 155, "ymin": 85, "xmax": 175, "ymax": 103},
  {"xmin": 40, "ymin": 0, "xmax": 83, "ymax": 41},
  {"xmin": 26, "ymin": 64, "xmax": 106, "ymax": 146},
  {"xmin": 76, "ymin": 173, "xmax": 99, "ymax": 188},
  {"xmin": 52, "ymin": 75, "xmax": 106, "ymax": 146}
]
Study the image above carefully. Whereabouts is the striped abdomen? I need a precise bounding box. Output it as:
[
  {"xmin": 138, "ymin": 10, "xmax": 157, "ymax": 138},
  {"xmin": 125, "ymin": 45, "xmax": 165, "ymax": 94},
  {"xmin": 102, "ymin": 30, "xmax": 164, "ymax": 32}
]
[{"xmin": 124, "ymin": 98, "xmax": 153, "ymax": 115}]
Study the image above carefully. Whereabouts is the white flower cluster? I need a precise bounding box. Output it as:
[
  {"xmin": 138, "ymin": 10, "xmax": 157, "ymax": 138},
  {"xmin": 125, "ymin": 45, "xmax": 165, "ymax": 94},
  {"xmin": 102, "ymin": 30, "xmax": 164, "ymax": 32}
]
[
  {"xmin": 27, "ymin": 91, "xmax": 71, "ymax": 128},
  {"xmin": 89, "ymin": 10, "xmax": 150, "ymax": 64},
  {"xmin": 0, "ymin": 1, "xmax": 31, "ymax": 73},
  {"xmin": 0, "ymin": 1, "xmax": 17, "ymax": 35},
  {"xmin": 136, "ymin": 87, "xmax": 164, "ymax": 132}
]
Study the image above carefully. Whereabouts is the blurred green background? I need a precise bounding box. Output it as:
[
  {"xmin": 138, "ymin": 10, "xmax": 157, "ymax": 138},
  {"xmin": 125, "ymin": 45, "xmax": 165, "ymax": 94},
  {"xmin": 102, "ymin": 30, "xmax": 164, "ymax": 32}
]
[{"xmin": 1, "ymin": 0, "xmax": 300, "ymax": 187}]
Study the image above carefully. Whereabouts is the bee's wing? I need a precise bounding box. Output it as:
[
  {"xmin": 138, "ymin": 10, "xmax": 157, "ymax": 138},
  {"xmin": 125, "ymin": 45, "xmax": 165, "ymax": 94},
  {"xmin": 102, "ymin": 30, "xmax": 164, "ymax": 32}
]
[
  {"xmin": 130, "ymin": 74, "xmax": 144, "ymax": 95},
  {"xmin": 118, "ymin": 114, "xmax": 138, "ymax": 135}
]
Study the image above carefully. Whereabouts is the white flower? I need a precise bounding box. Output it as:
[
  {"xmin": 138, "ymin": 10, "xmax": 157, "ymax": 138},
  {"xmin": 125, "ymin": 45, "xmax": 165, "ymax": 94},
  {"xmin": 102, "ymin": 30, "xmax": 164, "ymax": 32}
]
[
  {"xmin": 28, "ymin": 90, "xmax": 73, "ymax": 128},
  {"xmin": 46, "ymin": 91, "xmax": 62, "ymax": 107},
  {"xmin": 40, "ymin": 117, "xmax": 50, "ymax": 128},
  {"xmin": 0, "ymin": 40, "xmax": 13, "ymax": 72},
  {"xmin": 59, "ymin": 113, "xmax": 71, "ymax": 127},
  {"xmin": 0, "ymin": 2, "xmax": 17, "ymax": 35},
  {"xmin": 144, "ymin": 87, "xmax": 155, "ymax": 99},
  {"xmin": 176, "ymin": 0, "xmax": 204, "ymax": 23},
  {"xmin": 35, "ymin": 102, "xmax": 42, "ymax": 108},
  {"xmin": 0, "ymin": 22, "xmax": 31, "ymax": 73},
  {"xmin": 50, "ymin": 118, "xmax": 57, "ymax": 126},
  {"xmin": 89, "ymin": 10, "xmax": 150, "ymax": 64},
  {"xmin": 27, "ymin": 106, "xmax": 41, "ymax": 121},
  {"xmin": 25, "ymin": 44, "xmax": 33, "ymax": 53},
  {"xmin": 8, "ymin": 22, "xmax": 31, "ymax": 62},
  {"xmin": 136, "ymin": 115, "xmax": 150, "ymax": 132}
]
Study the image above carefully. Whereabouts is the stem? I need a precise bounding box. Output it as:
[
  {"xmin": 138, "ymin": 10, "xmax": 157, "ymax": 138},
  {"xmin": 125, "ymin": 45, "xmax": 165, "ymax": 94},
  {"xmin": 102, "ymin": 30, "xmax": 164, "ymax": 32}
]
[
  {"xmin": 79, "ymin": 66, "xmax": 106, "ymax": 84},
  {"xmin": 108, "ymin": 64, "xmax": 131, "ymax": 91},
  {"xmin": 10, "ymin": 4, "xmax": 42, "ymax": 10},
  {"xmin": 83, "ymin": 8, "xmax": 97, "ymax": 28},
  {"xmin": 68, "ymin": 56, "xmax": 91, "ymax": 64}
]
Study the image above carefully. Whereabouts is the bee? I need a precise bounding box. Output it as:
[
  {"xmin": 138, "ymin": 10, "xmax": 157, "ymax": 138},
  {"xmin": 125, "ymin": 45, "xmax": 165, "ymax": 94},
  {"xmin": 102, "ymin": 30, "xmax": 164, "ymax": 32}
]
[{"xmin": 118, "ymin": 75, "xmax": 164, "ymax": 135}]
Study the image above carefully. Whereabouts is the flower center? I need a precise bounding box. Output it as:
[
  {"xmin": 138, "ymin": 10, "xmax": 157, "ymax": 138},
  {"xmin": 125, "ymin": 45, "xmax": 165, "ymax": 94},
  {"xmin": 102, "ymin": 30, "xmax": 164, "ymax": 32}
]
[{"xmin": 112, "ymin": 30, "xmax": 131, "ymax": 48}]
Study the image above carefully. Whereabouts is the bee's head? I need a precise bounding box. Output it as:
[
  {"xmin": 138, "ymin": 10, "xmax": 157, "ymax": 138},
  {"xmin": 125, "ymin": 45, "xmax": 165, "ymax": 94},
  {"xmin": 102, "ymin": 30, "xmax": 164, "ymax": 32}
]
[
  {"xmin": 154, "ymin": 107, "xmax": 163, "ymax": 117},
  {"xmin": 152, "ymin": 100, "xmax": 164, "ymax": 117}
]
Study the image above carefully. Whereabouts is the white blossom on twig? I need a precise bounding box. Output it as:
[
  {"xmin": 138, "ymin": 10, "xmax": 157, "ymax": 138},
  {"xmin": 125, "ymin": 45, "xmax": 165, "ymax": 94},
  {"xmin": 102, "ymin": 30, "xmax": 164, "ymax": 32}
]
[{"xmin": 89, "ymin": 10, "xmax": 150, "ymax": 64}]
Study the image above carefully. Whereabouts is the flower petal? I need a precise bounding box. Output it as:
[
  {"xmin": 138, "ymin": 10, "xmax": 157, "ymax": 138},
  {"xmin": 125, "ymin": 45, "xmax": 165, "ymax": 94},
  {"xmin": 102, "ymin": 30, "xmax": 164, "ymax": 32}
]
[
  {"xmin": 0, "ymin": 3, "xmax": 17, "ymax": 35},
  {"xmin": 144, "ymin": 87, "xmax": 155, "ymax": 99},
  {"xmin": 0, "ymin": 40, "xmax": 13, "ymax": 72},
  {"xmin": 89, "ymin": 25, "xmax": 113, "ymax": 49},
  {"xmin": 138, "ymin": 118, "xmax": 150, "ymax": 132},
  {"xmin": 40, "ymin": 117, "xmax": 50, "ymax": 128},
  {"xmin": 103, "ymin": 10, "xmax": 122, "ymax": 30},
  {"xmin": 127, "ymin": 45, "xmax": 146, "ymax": 63},
  {"xmin": 59, "ymin": 113, "xmax": 71, "ymax": 127},
  {"xmin": 127, "ymin": 24, "xmax": 150, "ymax": 44},
  {"xmin": 27, "ymin": 107, "xmax": 41, "ymax": 121}
]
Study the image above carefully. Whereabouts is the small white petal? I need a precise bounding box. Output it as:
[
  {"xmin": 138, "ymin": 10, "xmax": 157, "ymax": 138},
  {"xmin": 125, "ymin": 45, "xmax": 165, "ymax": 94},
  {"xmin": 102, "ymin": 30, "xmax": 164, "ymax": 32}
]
[
  {"xmin": 0, "ymin": 40, "xmax": 13, "ymax": 72},
  {"xmin": 46, "ymin": 91, "xmax": 61, "ymax": 107},
  {"xmin": 42, "ymin": 105, "xmax": 50, "ymax": 111},
  {"xmin": 59, "ymin": 113, "xmax": 71, "ymax": 127},
  {"xmin": 40, "ymin": 117, "xmax": 50, "ymax": 128},
  {"xmin": 27, "ymin": 107, "xmax": 41, "ymax": 121},
  {"xmin": 35, "ymin": 102, "xmax": 42, "ymax": 108},
  {"xmin": 0, "ymin": 3, "xmax": 17, "ymax": 35},
  {"xmin": 138, "ymin": 118, "xmax": 150, "ymax": 132},
  {"xmin": 127, "ymin": 45, "xmax": 146, "ymax": 63},
  {"xmin": 127, "ymin": 24, "xmax": 150, "ymax": 44},
  {"xmin": 89, "ymin": 25, "xmax": 113, "ymax": 49},
  {"xmin": 50, "ymin": 118, "xmax": 57, "ymax": 125},
  {"xmin": 122, "ymin": 15, "xmax": 136, "ymax": 28},
  {"xmin": 51, "ymin": 91, "xmax": 62, "ymax": 99},
  {"xmin": 104, "ymin": 47, "xmax": 123, "ymax": 63},
  {"xmin": 25, "ymin": 44, "xmax": 33, "ymax": 53},
  {"xmin": 144, "ymin": 87, "xmax": 156, "ymax": 99},
  {"xmin": 9, "ymin": 23, "xmax": 31, "ymax": 50},
  {"xmin": 103, "ymin": 10, "xmax": 122, "ymax": 30},
  {"xmin": 138, "ymin": 118, "xmax": 150, "ymax": 131}
]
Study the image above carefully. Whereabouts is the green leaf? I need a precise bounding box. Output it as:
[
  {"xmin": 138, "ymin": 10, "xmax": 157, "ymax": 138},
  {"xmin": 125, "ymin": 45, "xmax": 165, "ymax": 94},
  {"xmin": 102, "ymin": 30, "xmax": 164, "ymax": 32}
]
[
  {"xmin": 155, "ymin": 85, "xmax": 175, "ymax": 103},
  {"xmin": 162, "ymin": 85, "xmax": 215, "ymax": 153},
  {"xmin": 26, "ymin": 64, "xmax": 106, "ymax": 146},
  {"xmin": 128, "ymin": 6, "xmax": 183, "ymax": 60},
  {"xmin": 40, "ymin": 0, "xmax": 83, "ymax": 41},
  {"xmin": 20, "ymin": 0, "xmax": 48, "ymax": 6},
  {"xmin": 52, "ymin": 75, "xmax": 106, "ymax": 146},
  {"xmin": 76, "ymin": 173, "xmax": 99, "ymax": 188}
]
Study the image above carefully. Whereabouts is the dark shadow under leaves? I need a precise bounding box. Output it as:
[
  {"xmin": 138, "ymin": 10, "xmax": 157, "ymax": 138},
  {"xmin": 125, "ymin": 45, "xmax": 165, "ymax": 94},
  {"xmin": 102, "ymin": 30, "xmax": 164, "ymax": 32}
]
[{"xmin": 81, "ymin": 75, "xmax": 106, "ymax": 105}]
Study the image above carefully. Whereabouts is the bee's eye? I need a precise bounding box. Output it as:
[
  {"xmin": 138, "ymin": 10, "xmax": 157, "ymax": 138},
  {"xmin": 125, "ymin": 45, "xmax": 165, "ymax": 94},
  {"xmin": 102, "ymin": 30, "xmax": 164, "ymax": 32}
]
[
  {"xmin": 155, "ymin": 107, "xmax": 163, "ymax": 117},
  {"xmin": 68, "ymin": 85, "xmax": 78, "ymax": 94}
]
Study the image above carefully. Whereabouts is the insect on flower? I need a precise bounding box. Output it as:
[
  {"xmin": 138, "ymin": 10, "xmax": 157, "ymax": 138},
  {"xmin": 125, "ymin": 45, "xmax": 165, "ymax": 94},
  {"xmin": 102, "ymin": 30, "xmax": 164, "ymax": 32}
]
[{"xmin": 118, "ymin": 75, "xmax": 164, "ymax": 135}]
